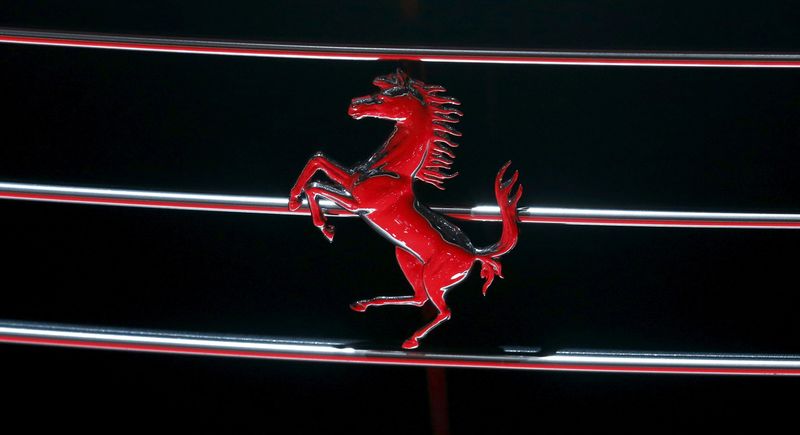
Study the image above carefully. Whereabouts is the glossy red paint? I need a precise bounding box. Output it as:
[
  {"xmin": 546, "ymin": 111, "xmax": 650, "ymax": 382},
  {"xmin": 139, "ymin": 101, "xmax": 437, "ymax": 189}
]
[{"xmin": 289, "ymin": 70, "xmax": 522, "ymax": 349}]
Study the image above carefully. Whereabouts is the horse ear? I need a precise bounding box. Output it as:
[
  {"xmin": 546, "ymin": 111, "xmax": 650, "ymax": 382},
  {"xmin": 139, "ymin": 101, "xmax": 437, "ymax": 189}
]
[{"xmin": 396, "ymin": 68, "xmax": 409, "ymax": 85}]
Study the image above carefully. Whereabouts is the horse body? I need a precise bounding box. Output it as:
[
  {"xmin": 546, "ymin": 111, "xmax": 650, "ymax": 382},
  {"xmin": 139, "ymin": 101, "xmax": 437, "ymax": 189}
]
[{"xmin": 289, "ymin": 70, "xmax": 521, "ymax": 349}]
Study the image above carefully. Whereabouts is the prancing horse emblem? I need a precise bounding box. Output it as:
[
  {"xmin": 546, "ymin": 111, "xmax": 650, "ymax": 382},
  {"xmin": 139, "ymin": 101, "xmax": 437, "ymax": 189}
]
[{"xmin": 289, "ymin": 70, "xmax": 522, "ymax": 349}]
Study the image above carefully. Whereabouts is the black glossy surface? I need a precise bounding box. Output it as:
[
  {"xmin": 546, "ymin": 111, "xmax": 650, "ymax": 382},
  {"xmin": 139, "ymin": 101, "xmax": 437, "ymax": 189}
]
[
  {"xmin": 3, "ymin": 1, "xmax": 800, "ymax": 52},
  {"xmin": 2, "ymin": 1, "xmax": 800, "ymax": 431}
]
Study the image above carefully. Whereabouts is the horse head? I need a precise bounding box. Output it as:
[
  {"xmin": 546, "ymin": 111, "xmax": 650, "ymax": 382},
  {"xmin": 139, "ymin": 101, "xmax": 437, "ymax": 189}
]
[
  {"xmin": 348, "ymin": 69, "xmax": 430, "ymax": 123},
  {"xmin": 347, "ymin": 70, "xmax": 463, "ymax": 188}
]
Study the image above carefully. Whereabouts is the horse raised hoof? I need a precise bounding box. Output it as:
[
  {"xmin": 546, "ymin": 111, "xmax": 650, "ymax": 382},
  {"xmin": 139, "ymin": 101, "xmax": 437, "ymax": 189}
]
[
  {"xmin": 288, "ymin": 195, "xmax": 303, "ymax": 211},
  {"xmin": 401, "ymin": 338, "xmax": 419, "ymax": 350},
  {"xmin": 349, "ymin": 301, "xmax": 368, "ymax": 312}
]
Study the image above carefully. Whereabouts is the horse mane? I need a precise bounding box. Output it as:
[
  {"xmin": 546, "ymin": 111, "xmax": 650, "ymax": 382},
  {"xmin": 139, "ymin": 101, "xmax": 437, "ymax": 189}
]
[
  {"xmin": 414, "ymin": 80, "xmax": 463, "ymax": 190},
  {"xmin": 416, "ymin": 82, "xmax": 463, "ymax": 190},
  {"xmin": 375, "ymin": 70, "xmax": 464, "ymax": 190}
]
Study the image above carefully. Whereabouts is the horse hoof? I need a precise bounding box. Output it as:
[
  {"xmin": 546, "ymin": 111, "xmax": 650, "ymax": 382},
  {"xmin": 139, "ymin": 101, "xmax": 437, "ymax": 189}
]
[
  {"xmin": 402, "ymin": 338, "xmax": 419, "ymax": 350},
  {"xmin": 288, "ymin": 196, "xmax": 302, "ymax": 211},
  {"xmin": 350, "ymin": 302, "xmax": 367, "ymax": 312},
  {"xmin": 321, "ymin": 224, "xmax": 335, "ymax": 242}
]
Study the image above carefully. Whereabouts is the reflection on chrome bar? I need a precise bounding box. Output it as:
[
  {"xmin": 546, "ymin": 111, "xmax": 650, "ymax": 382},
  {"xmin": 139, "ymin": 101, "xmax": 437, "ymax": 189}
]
[
  {"xmin": 2, "ymin": 320, "xmax": 800, "ymax": 375},
  {"xmin": 3, "ymin": 181, "xmax": 800, "ymax": 229}
]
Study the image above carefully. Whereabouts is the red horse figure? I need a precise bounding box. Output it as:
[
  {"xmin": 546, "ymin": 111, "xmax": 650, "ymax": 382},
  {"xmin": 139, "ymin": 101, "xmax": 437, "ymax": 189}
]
[{"xmin": 289, "ymin": 70, "xmax": 522, "ymax": 349}]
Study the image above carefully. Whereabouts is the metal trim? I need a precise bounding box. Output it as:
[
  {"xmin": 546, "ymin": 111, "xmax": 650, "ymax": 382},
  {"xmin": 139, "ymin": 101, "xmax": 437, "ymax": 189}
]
[
  {"xmin": 3, "ymin": 181, "xmax": 800, "ymax": 229},
  {"xmin": 2, "ymin": 320, "xmax": 799, "ymax": 375},
  {"xmin": 3, "ymin": 27, "xmax": 800, "ymax": 68}
]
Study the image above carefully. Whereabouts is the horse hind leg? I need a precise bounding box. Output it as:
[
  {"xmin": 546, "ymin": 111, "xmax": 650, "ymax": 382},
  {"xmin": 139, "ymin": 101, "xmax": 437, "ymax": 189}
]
[
  {"xmin": 351, "ymin": 247, "xmax": 428, "ymax": 312},
  {"xmin": 402, "ymin": 258, "xmax": 471, "ymax": 350},
  {"xmin": 402, "ymin": 288, "xmax": 451, "ymax": 350}
]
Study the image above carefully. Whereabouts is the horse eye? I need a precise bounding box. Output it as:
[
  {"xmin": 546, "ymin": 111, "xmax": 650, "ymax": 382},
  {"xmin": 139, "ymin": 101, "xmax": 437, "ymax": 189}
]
[{"xmin": 383, "ymin": 87, "xmax": 407, "ymax": 97}]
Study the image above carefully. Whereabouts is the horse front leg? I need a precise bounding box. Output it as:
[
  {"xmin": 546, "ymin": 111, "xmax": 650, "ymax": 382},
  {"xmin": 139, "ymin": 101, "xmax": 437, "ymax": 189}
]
[
  {"xmin": 304, "ymin": 182, "xmax": 359, "ymax": 242},
  {"xmin": 289, "ymin": 152, "xmax": 353, "ymax": 211}
]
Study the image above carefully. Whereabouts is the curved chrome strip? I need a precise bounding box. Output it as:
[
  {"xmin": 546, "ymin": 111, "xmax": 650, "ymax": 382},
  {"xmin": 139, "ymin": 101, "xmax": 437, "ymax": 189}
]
[
  {"xmin": 1, "ymin": 320, "xmax": 799, "ymax": 375},
  {"xmin": 2, "ymin": 27, "xmax": 800, "ymax": 68},
  {"xmin": 2, "ymin": 181, "xmax": 800, "ymax": 229}
]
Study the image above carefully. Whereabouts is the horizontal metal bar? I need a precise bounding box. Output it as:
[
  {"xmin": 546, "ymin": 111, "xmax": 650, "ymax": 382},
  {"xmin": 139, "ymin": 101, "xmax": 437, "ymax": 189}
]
[
  {"xmin": 2, "ymin": 27, "xmax": 800, "ymax": 68},
  {"xmin": 3, "ymin": 181, "xmax": 800, "ymax": 229},
  {"xmin": 1, "ymin": 320, "xmax": 799, "ymax": 375}
]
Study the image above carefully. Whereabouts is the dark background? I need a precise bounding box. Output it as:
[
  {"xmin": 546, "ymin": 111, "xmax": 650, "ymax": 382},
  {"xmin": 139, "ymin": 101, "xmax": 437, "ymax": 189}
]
[{"xmin": 2, "ymin": 1, "xmax": 800, "ymax": 431}]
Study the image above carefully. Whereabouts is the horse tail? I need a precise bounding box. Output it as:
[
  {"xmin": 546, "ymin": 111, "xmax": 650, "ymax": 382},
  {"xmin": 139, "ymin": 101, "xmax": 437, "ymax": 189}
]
[{"xmin": 475, "ymin": 161, "xmax": 522, "ymax": 295}]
